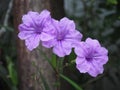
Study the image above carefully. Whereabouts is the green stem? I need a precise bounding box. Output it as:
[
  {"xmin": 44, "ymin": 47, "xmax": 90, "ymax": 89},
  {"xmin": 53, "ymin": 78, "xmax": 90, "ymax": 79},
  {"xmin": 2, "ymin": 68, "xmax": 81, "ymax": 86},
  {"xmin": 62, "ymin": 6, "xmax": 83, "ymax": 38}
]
[{"xmin": 56, "ymin": 57, "xmax": 64, "ymax": 90}]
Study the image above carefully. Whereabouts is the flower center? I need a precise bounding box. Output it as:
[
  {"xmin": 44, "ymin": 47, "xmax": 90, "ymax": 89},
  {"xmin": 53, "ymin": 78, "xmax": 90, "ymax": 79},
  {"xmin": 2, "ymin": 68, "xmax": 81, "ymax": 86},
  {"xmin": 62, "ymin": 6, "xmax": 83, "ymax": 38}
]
[
  {"xmin": 35, "ymin": 26, "xmax": 43, "ymax": 34},
  {"xmin": 84, "ymin": 47, "xmax": 94, "ymax": 61},
  {"xmin": 57, "ymin": 34, "xmax": 65, "ymax": 41},
  {"xmin": 86, "ymin": 57, "xmax": 93, "ymax": 61},
  {"xmin": 36, "ymin": 30, "xmax": 42, "ymax": 34}
]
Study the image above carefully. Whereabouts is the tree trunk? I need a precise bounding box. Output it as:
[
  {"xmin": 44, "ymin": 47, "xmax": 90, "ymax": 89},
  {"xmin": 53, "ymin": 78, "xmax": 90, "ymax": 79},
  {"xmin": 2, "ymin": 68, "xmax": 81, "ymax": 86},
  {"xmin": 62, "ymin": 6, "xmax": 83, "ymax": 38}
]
[{"xmin": 13, "ymin": 0, "xmax": 65, "ymax": 90}]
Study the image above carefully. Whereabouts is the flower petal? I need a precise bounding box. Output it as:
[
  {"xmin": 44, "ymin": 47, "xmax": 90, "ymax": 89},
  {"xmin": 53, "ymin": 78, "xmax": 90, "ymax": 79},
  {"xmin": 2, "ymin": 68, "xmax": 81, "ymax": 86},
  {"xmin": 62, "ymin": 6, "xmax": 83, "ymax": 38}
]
[
  {"xmin": 59, "ymin": 17, "xmax": 75, "ymax": 31},
  {"xmin": 18, "ymin": 24, "xmax": 35, "ymax": 31},
  {"xmin": 22, "ymin": 11, "xmax": 39, "ymax": 27},
  {"xmin": 88, "ymin": 61, "xmax": 104, "ymax": 77},
  {"xmin": 40, "ymin": 32, "xmax": 54, "ymax": 41},
  {"xmin": 98, "ymin": 47, "xmax": 108, "ymax": 56},
  {"xmin": 18, "ymin": 31, "xmax": 35, "ymax": 40},
  {"xmin": 61, "ymin": 40, "xmax": 72, "ymax": 55},
  {"xmin": 37, "ymin": 10, "xmax": 51, "ymax": 26},
  {"xmin": 93, "ymin": 56, "xmax": 108, "ymax": 65},
  {"xmin": 25, "ymin": 34, "xmax": 41, "ymax": 51},
  {"xmin": 86, "ymin": 38, "xmax": 101, "ymax": 48},
  {"xmin": 66, "ymin": 29, "xmax": 82, "ymax": 39},
  {"xmin": 42, "ymin": 39, "xmax": 56, "ymax": 48},
  {"xmin": 76, "ymin": 57, "xmax": 91, "ymax": 73},
  {"xmin": 74, "ymin": 42, "xmax": 87, "ymax": 57},
  {"xmin": 53, "ymin": 42, "xmax": 65, "ymax": 57}
]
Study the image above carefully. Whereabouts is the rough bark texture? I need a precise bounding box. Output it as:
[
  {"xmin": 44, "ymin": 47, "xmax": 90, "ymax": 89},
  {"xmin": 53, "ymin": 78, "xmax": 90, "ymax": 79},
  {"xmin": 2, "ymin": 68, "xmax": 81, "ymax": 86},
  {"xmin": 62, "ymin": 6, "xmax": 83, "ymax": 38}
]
[{"xmin": 13, "ymin": 0, "xmax": 65, "ymax": 90}]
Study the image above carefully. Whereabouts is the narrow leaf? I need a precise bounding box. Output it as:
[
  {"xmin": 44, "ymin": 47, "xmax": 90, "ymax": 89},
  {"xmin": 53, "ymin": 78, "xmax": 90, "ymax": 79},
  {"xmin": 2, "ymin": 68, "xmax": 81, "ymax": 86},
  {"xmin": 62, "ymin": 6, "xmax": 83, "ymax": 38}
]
[
  {"xmin": 6, "ymin": 56, "xmax": 18, "ymax": 86},
  {"xmin": 32, "ymin": 63, "xmax": 51, "ymax": 90},
  {"xmin": 51, "ymin": 54, "xmax": 57, "ymax": 69},
  {"xmin": 38, "ymin": 69, "xmax": 51, "ymax": 90},
  {"xmin": 60, "ymin": 74, "xmax": 83, "ymax": 90}
]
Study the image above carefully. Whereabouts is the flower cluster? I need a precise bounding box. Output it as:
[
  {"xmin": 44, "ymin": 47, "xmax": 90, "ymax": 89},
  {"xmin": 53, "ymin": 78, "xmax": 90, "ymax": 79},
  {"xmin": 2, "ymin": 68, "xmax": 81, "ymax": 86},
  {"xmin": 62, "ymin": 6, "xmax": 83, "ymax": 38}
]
[{"xmin": 18, "ymin": 10, "xmax": 108, "ymax": 77}]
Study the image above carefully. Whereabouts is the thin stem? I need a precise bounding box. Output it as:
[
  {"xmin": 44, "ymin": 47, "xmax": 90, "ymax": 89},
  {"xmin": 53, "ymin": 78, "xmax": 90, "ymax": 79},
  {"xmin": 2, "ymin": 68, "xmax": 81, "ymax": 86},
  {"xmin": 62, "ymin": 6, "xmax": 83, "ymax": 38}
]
[{"xmin": 56, "ymin": 57, "xmax": 64, "ymax": 90}]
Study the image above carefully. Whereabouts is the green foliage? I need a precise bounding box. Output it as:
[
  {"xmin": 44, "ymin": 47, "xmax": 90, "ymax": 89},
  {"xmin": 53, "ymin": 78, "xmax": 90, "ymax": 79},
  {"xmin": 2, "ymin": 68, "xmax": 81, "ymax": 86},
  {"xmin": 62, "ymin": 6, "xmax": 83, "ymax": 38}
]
[
  {"xmin": 0, "ymin": 59, "xmax": 18, "ymax": 90},
  {"xmin": 51, "ymin": 54, "xmax": 57, "ymax": 69},
  {"xmin": 0, "ymin": 64, "xmax": 12, "ymax": 88},
  {"xmin": 6, "ymin": 56, "xmax": 18, "ymax": 86},
  {"xmin": 0, "ymin": 25, "xmax": 18, "ymax": 90},
  {"xmin": 64, "ymin": 0, "xmax": 120, "ymax": 90},
  {"xmin": 107, "ymin": 0, "xmax": 118, "ymax": 4}
]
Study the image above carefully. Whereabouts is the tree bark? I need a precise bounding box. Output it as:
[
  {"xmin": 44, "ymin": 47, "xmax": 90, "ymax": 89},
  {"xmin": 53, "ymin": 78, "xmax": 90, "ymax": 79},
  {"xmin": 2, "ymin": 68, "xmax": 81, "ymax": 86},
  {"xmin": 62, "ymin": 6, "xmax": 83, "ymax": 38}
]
[{"xmin": 13, "ymin": 0, "xmax": 65, "ymax": 90}]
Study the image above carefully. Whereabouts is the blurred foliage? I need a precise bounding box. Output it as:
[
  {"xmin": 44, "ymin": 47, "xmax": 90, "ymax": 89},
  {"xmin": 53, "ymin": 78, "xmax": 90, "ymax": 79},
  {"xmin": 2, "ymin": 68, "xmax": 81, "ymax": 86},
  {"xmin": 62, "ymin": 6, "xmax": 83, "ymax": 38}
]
[
  {"xmin": 0, "ymin": 25, "xmax": 18, "ymax": 90},
  {"xmin": 0, "ymin": 56, "xmax": 18, "ymax": 90},
  {"xmin": 0, "ymin": 1, "xmax": 17, "ymax": 89},
  {"xmin": 6, "ymin": 56, "xmax": 18, "ymax": 87},
  {"xmin": 65, "ymin": 0, "xmax": 120, "ymax": 90},
  {"xmin": 64, "ymin": 0, "xmax": 120, "ymax": 65},
  {"xmin": 64, "ymin": 0, "xmax": 120, "ymax": 90},
  {"xmin": 107, "ymin": 0, "xmax": 118, "ymax": 4}
]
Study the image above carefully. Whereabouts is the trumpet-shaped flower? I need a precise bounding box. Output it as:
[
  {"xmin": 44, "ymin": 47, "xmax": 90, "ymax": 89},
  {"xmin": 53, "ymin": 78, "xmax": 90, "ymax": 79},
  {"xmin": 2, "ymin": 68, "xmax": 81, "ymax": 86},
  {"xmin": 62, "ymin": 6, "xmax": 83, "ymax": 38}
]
[
  {"xmin": 74, "ymin": 38, "xmax": 108, "ymax": 77},
  {"xmin": 42, "ymin": 17, "xmax": 83, "ymax": 57},
  {"xmin": 18, "ymin": 10, "xmax": 54, "ymax": 51}
]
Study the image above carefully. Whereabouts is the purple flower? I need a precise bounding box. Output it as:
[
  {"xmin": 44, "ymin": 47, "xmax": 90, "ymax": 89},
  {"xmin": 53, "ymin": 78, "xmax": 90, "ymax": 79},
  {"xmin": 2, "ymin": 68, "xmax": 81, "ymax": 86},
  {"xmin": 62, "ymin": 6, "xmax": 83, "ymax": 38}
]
[
  {"xmin": 74, "ymin": 38, "xmax": 108, "ymax": 77},
  {"xmin": 18, "ymin": 10, "xmax": 54, "ymax": 51},
  {"xmin": 42, "ymin": 17, "xmax": 83, "ymax": 57}
]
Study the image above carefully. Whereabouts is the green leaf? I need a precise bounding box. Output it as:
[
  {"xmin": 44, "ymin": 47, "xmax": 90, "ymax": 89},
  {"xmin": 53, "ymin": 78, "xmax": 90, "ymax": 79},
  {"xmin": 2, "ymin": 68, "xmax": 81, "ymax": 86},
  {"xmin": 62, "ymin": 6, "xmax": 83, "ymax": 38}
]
[
  {"xmin": 60, "ymin": 74, "xmax": 83, "ymax": 90},
  {"xmin": 6, "ymin": 57, "xmax": 18, "ymax": 86},
  {"xmin": 51, "ymin": 54, "xmax": 57, "ymax": 69}
]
